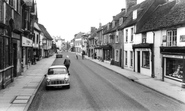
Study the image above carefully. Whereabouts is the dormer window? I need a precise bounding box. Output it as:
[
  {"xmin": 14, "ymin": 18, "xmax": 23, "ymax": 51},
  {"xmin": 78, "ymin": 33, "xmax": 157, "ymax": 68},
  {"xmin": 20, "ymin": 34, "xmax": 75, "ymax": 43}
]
[
  {"xmin": 112, "ymin": 21, "xmax": 115, "ymax": 28},
  {"xmin": 133, "ymin": 10, "xmax": 137, "ymax": 20},
  {"xmin": 119, "ymin": 17, "xmax": 123, "ymax": 26}
]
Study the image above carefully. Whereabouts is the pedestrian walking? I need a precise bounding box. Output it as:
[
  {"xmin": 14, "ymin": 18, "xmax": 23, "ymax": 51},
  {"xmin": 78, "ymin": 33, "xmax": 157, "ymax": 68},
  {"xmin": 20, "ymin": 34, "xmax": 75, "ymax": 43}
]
[
  {"xmin": 82, "ymin": 50, "xmax": 85, "ymax": 60},
  {"xmin": 64, "ymin": 55, "xmax": 71, "ymax": 72},
  {"xmin": 76, "ymin": 53, "xmax": 78, "ymax": 59}
]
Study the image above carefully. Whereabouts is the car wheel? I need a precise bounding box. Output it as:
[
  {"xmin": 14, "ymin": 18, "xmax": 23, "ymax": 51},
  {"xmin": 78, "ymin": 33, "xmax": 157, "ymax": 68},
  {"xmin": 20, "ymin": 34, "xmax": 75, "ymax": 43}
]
[
  {"xmin": 46, "ymin": 86, "xmax": 50, "ymax": 90},
  {"xmin": 66, "ymin": 85, "xmax": 70, "ymax": 89}
]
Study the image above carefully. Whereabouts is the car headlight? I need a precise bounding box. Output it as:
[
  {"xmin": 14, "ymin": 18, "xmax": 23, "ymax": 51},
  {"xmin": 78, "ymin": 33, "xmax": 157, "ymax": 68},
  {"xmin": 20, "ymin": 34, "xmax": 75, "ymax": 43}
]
[
  {"xmin": 47, "ymin": 78, "xmax": 51, "ymax": 82},
  {"xmin": 64, "ymin": 78, "xmax": 69, "ymax": 82}
]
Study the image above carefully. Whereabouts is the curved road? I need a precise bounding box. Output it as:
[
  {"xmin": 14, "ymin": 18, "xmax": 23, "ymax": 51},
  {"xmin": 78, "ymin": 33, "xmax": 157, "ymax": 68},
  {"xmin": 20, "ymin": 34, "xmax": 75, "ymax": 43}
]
[{"xmin": 28, "ymin": 52, "xmax": 185, "ymax": 111}]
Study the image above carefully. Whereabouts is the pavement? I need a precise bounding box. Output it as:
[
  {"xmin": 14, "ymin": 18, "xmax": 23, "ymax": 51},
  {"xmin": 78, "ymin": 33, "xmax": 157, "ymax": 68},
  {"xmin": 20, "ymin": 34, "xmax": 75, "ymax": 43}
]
[
  {"xmin": 0, "ymin": 55, "xmax": 56, "ymax": 111},
  {"xmin": 0, "ymin": 53, "xmax": 185, "ymax": 111}
]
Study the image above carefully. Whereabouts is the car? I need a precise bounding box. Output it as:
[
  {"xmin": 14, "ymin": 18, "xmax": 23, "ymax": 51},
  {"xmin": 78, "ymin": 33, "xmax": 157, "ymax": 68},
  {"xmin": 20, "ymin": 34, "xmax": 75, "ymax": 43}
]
[
  {"xmin": 56, "ymin": 52, "xmax": 63, "ymax": 58},
  {"xmin": 45, "ymin": 65, "xmax": 70, "ymax": 89}
]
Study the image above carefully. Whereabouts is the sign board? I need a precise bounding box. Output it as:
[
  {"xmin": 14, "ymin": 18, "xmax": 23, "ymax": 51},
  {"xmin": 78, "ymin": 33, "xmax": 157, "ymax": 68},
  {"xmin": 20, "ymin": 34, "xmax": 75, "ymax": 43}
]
[
  {"xmin": 180, "ymin": 35, "xmax": 185, "ymax": 42},
  {"xmin": 22, "ymin": 36, "xmax": 32, "ymax": 47},
  {"xmin": 163, "ymin": 55, "xmax": 183, "ymax": 59}
]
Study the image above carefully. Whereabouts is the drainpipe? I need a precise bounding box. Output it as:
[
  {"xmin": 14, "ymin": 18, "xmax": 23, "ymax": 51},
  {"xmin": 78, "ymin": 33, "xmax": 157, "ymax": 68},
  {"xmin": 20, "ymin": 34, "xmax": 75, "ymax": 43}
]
[{"xmin": 151, "ymin": 32, "xmax": 155, "ymax": 78}]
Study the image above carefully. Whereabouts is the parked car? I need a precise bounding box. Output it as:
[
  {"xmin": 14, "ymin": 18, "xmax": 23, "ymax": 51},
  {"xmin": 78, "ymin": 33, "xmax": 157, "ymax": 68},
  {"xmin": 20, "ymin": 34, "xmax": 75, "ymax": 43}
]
[
  {"xmin": 45, "ymin": 65, "xmax": 70, "ymax": 89},
  {"xmin": 56, "ymin": 52, "xmax": 63, "ymax": 58}
]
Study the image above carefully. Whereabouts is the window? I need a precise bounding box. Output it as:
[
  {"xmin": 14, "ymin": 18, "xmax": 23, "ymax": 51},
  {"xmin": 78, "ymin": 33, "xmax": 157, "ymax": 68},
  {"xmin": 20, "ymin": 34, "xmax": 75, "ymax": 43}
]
[
  {"xmin": 13, "ymin": 0, "xmax": 17, "ymax": 11},
  {"xmin": 5, "ymin": 38, "xmax": 11, "ymax": 67},
  {"xmin": 115, "ymin": 35, "xmax": 119, "ymax": 43},
  {"xmin": 167, "ymin": 30, "xmax": 177, "ymax": 46},
  {"xmin": 142, "ymin": 51, "xmax": 150, "ymax": 68},
  {"xmin": 133, "ymin": 10, "xmax": 137, "ymax": 20},
  {"xmin": 48, "ymin": 68, "xmax": 67, "ymax": 75},
  {"xmin": 142, "ymin": 33, "xmax": 146, "ymax": 43},
  {"xmin": 131, "ymin": 28, "xmax": 134, "ymax": 42},
  {"xmin": 37, "ymin": 34, "xmax": 39, "ymax": 44},
  {"xmin": 119, "ymin": 17, "xmax": 123, "ymax": 26},
  {"xmin": 130, "ymin": 51, "xmax": 133, "ymax": 67},
  {"xmin": 112, "ymin": 21, "xmax": 115, "ymax": 28},
  {"xmin": 165, "ymin": 58, "xmax": 183, "ymax": 80},
  {"xmin": 115, "ymin": 49, "xmax": 119, "ymax": 62},
  {"xmin": 126, "ymin": 29, "xmax": 128, "ymax": 42},
  {"xmin": 0, "ymin": 37, "xmax": 3, "ymax": 69},
  {"xmin": 125, "ymin": 51, "xmax": 127, "ymax": 66}
]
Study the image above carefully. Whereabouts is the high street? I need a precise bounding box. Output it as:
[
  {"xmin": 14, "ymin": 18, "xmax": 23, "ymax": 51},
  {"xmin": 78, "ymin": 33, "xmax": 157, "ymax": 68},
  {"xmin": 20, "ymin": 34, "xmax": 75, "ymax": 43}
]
[{"xmin": 27, "ymin": 52, "xmax": 185, "ymax": 111}]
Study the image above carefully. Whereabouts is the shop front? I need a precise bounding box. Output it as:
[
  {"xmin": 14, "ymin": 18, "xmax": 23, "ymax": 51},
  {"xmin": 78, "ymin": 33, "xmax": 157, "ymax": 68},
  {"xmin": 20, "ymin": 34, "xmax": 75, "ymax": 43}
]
[
  {"xmin": 161, "ymin": 47, "xmax": 185, "ymax": 84},
  {"xmin": 133, "ymin": 43, "xmax": 154, "ymax": 77},
  {"xmin": 22, "ymin": 36, "xmax": 33, "ymax": 72}
]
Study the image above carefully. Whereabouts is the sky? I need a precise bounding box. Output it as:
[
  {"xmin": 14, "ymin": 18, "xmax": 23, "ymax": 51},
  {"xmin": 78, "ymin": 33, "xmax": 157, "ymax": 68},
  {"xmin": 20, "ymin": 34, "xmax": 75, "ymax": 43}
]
[{"xmin": 37, "ymin": 0, "xmax": 145, "ymax": 42}]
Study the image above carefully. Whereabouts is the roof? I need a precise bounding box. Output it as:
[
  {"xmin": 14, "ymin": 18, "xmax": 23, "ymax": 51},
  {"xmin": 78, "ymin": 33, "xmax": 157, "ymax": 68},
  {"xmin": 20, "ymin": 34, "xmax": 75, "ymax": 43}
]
[
  {"xmin": 34, "ymin": 22, "xmax": 41, "ymax": 31},
  {"xmin": 118, "ymin": 0, "xmax": 154, "ymax": 30},
  {"xmin": 49, "ymin": 65, "xmax": 66, "ymax": 69},
  {"xmin": 75, "ymin": 32, "xmax": 84, "ymax": 39},
  {"xmin": 38, "ymin": 24, "xmax": 53, "ymax": 40},
  {"xmin": 138, "ymin": 1, "xmax": 176, "ymax": 33}
]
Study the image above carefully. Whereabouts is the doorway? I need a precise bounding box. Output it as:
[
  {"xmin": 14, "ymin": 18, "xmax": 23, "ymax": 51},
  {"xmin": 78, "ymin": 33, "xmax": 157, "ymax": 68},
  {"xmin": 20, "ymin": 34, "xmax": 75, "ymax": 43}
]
[
  {"xmin": 13, "ymin": 43, "xmax": 17, "ymax": 77},
  {"xmin": 137, "ymin": 51, "xmax": 140, "ymax": 73}
]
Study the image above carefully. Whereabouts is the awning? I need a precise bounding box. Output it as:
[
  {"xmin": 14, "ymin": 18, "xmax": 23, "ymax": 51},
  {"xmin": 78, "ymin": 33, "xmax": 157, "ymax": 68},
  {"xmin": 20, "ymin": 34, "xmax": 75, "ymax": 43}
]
[
  {"xmin": 133, "ymin": 43, "xmax": 153, "ymax": 49},
  {"xmin": 95, "ymin": 44, "xmax": 112, "ymax": 50}
]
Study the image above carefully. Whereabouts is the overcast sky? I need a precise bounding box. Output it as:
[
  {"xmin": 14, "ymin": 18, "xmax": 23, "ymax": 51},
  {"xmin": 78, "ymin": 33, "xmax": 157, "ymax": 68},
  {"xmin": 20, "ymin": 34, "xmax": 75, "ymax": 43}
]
[{"xmin": 37, "ymin": 0, "xmax": 145, "ymax": 41}]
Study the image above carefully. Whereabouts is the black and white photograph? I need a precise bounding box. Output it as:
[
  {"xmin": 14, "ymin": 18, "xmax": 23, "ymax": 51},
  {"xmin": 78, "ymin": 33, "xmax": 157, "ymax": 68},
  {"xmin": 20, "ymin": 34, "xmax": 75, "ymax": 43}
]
[{"xmin": 0, "ymin": 0, "xmax": 185, "ymax": 111}]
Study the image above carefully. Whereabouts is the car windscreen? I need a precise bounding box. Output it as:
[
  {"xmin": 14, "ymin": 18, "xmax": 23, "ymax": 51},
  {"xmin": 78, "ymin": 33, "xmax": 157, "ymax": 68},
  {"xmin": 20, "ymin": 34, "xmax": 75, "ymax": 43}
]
[{"xmin": 48, "ymin": 68, "xmax": 67, "ymax": 75}]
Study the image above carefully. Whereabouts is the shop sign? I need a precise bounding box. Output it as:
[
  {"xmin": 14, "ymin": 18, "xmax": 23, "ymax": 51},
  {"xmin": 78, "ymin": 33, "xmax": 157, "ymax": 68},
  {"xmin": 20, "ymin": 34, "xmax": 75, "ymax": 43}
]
[
  {"xmin": 162, "ymin": 35, "xmax": 167, "ymax": 42},
  {"xmin": 163, "ymin": 55, "xmax": 183, "ymax": 59},
  {"xmin": 180, "ymin": 35, "xmax": 185, "ymax": 42},
  {"xmin": 22, "ymin": 36, "xmax": 32, "ymax": 47}
]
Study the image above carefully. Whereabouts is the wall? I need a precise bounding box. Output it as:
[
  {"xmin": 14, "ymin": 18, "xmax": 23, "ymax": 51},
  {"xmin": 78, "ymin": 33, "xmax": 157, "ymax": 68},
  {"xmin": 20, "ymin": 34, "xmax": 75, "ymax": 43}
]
[{"xmin": 154, "ymin": 30, "xmax": 164, "ymax": 79}]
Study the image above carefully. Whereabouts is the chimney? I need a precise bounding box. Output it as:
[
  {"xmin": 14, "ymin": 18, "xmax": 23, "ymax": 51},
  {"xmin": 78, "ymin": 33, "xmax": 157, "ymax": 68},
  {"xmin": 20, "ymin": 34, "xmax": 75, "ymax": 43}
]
[
  {"xmin": 125, "ymin": 0, "xmax": 137, "ymax": 11},
  {"xmin": 113, "ymin": 16, "xmax": 116, "ymax": 19},
  {"xmin": 99, "ymin": 23, "xmax": 102, "ymax": 28}
]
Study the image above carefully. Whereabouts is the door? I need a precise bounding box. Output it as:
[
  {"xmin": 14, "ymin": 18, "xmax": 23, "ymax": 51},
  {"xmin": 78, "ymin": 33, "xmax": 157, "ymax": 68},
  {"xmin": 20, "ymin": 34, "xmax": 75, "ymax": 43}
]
[
  {"xmin": 13, "ymin": 43, "xmax": 17, "ymax": 77},
  {"xmin": 137, "ymin": 51, "xmax": 140, "ymax": 73}
]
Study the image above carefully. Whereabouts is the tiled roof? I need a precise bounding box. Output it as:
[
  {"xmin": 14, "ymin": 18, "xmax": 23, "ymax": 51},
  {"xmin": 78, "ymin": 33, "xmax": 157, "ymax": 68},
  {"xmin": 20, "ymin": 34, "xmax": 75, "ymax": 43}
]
[
  {"xmin": 159, "ymin": 1, "xmax": 185, "ymax": 28},
  {"xmin": 119, "ymin": 0, "xmax": 154, "ymax": 30},
  {"xmin": 38, "ymin": 24, "xmax": 53, "ymax": 40},
  {"xmin": 139, "ymin": 1, "xmax": 176, "ymax": 33},
  {"xmin": 75, "ymin": 32, "xmax": 84, "ymax": 39}
]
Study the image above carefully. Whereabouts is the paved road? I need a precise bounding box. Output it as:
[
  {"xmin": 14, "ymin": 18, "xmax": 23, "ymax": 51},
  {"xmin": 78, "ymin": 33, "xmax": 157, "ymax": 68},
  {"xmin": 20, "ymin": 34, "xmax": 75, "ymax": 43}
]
[{"xmin": 28, "ymin": 52, "xmax": 185, "ymax": 111}]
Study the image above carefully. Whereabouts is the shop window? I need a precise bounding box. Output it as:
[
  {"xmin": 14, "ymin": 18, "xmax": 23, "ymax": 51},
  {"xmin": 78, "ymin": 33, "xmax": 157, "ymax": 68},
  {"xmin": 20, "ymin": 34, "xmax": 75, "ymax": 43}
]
[
  {"xmin": 142, "ymin": 51, "xmax": 150, "ymax": 68},
  {"xmin": 166, "ymin": 58, "xmax": 183, "ymax": 80},
  {"xmin": 167, "ymin": 30, "xmax": 177, "ymax": 46}
]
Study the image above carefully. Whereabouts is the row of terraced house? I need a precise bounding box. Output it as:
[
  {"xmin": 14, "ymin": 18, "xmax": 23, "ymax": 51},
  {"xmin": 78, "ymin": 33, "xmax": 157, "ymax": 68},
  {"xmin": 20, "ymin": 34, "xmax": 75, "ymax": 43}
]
[
  {"xmin": 0, "ymin": 0, "xmax": 54, "ymax": 89},
  {"xmin": 72, "ymin": 0, "xmax": 185, "ymax": 87}
]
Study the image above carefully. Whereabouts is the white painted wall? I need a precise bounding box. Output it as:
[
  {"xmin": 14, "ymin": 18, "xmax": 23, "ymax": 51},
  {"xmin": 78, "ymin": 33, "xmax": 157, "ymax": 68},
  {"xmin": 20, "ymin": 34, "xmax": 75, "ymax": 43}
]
[
  {"xmin": 153, "ymin": 30, "xmax": 164, "ymax": 79},
  {"xmin": 177, "ymin": 27, "xmax": 185, "ymax": 46}
]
